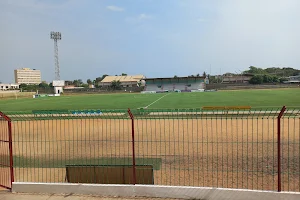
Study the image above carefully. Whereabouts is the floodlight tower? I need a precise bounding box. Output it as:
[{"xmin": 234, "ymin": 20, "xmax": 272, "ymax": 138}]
[
  {"xmin": 50, "ymin": 31, "xmax": 61, "ymax": 80},
  {"xmin": 50, "ymin": 31, "xmax": 64, "ymax": 95}
]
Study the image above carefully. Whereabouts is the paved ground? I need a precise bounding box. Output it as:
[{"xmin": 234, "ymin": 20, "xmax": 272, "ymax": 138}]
[{"xmin": 0, "ymin": 191, "xmax": 179, "ymax": 200}]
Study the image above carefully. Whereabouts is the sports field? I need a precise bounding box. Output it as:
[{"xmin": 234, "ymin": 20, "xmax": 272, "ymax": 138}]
[{"xmin": 0, "ymin": 89, "xmax": 299, "ymax": 112}]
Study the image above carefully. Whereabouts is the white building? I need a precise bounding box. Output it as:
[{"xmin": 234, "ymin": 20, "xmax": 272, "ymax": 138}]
[
  {"xmin": 0, "ymin": 83, "xmax": 20, "ymax": 91},
  {"xmin": 14, "ymin": 68, "xmax": 42, "ymax": 84},
  {"xmin": 287, "ymin": 75, "xmax": 300, "ymax": 83}
]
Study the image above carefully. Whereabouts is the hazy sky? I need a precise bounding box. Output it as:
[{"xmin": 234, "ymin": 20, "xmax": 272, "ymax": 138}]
[{"xmin": 1, "ymin": 0, "xmax": 299, "ymax": 83}]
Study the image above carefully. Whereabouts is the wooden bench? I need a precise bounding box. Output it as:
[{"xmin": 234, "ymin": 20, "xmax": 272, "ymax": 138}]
[
  {"xmin": 202, "ymin": 106, "xmax": 251, "ymax": 110},
  {"xmin": 202, "ymin": 106, "xmax": 251, "ymax": 114}
]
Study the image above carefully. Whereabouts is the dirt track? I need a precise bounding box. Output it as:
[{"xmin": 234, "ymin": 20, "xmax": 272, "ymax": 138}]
[{"xmin": 4, "ymin": 118, "xmax": 300, "ymax": 191}]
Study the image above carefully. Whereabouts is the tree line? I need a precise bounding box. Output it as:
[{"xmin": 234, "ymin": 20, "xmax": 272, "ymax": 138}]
[
  {"xmin": 183, "ymin": 66, "xmax": 300, "ymax": 84},
  {"xmin": 244, "ymin": 66, "xmax": 299, "ymax": 84}
]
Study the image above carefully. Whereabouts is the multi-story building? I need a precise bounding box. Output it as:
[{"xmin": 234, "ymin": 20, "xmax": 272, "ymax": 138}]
[
  {"xmin": 14, "ymin": 68, "xmax": 42, "ymax": 84},
  {"xmin": 222, "ymin": 73, "xmax": 254, "ymax": 83}
]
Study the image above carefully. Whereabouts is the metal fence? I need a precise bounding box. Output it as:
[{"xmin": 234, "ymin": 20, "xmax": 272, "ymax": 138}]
[{"xmin": 0, "ymin": 107, "xmax": 299, "ymax": 192}]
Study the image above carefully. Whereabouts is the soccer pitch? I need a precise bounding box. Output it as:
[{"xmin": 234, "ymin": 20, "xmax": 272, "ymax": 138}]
[{"xmin": 0, "ymin": 88, "xmax": 299, "ymax": 112}]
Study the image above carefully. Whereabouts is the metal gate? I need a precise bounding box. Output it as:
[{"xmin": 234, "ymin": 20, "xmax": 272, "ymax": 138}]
[{"xmin": 0, "ymin": 112, "xmax": 14, "ymax": 190}]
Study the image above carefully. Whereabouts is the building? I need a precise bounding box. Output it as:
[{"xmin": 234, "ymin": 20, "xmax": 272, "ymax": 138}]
[
  {"xmin": 14, "ymin": 68, "xmax": 42, "ymax": 84},
  {"xmin": 143, "ymin": 76, "xmax": 208, "ymax": 92},
  {"xmin": 0, "ymin": 83, "xmax": 20, "ymax": 91},
  {"xmin": 222, "ymin": 74, "xmax": 253, "ymax": 84},
  {"xmin": 99, "ymin": 75, "xmax": 145, "ymax": 87},
  {"xmin": 285, "ymin": 75, "xmax": 300, "ymax": 83}
]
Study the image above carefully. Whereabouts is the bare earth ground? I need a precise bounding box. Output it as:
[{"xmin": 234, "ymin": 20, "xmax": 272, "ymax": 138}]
[{"xmin": 2, "ymin": 118, "xmax": 299, "ymax": 191}]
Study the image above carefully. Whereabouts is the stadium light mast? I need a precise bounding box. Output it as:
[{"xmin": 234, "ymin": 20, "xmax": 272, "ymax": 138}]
[
  {"xmin": 50, "ymin": 31, "xmax": 61, "ymax": 80},
  {"xmin": 50, "ymin": 31, "xmax": 64, "ymax": 95}
]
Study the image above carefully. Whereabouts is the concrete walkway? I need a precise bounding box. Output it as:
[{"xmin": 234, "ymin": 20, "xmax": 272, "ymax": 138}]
[{"xmin": 0, "ymin": 191, "xmax": 179, "ymax": 200}]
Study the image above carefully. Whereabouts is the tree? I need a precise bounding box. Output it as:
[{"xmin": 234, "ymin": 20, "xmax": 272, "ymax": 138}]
[
  {"xmin": 202, "ymin": 72, "xmax": 207, "ymax": 77},
  {"xmin": 19, "ymin": 84, "xmax": 39, "ymax": 91},
  {"xmin": 73, "ymin": 80, "xmax": 79, "ymax": 87},
  {"xmin": 82, "ymin": 84, "xmax": 89, "ymax": 88},
  {"xmin": 19, "ymin": 84, "xmax": 27, "ymax": 90},
  {"xmin": 87, "ymin": 79, "xmax": 92, "ymax": 85},
  {"xmin": 65, "ymin": 80, "xmax": 73, "ymax": 86},
  {"xmin": 244, "ymin": 66, "xmax": 265, "ymax": 74},
  {"xmin": 272, "ymin": 76, "xmax": 279, "ymax": 83},
  {"xmin": 196, "ymin": 73, "xmax": 200, "ymax": 77},
  {"xmin": 279, "ymin": 77, "xmax": 288, "ymax": 83},
  {"xmin": 208, "ymin": 75, "xmax": 222, "ymax": 83},
  {"xmin": 244, "ymin": 66, "xmax": 300, "ymax": 77},
  {"xmin": 249, "ymin": 75, "xmax": 263, "ymax": 84},
  {"xmin": 121, "ymin": 73, "xmax": 127, "ymax": 76},
  {"xmin": 110, "ymin": 80, "xmax": 121, "ymax": 90},
  {"xmin": 38, "ymin": 82, "xmax": 49, "ymax": 88},
  {"xmin": 174, "ymin": 75, "xmax": 178, "ymax": 78},
  {"xmin": 95, "ymin": 74, "xmax": 109, "ymax": 83},
  {"xmin": 72, "ymin": 79, "xmax": 83, "ymax": 87},
  {"xmin": 263, "ymin": 74, "xmax": 273, "ymax": 83}
]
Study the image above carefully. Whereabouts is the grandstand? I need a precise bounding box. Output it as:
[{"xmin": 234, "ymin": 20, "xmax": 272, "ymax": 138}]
[
  {"xmin": 99, "ymin": 75, "xmax": 145, "ymax": 88},
  {"xmin": 143, "ymin": 76, "xmax": 208, "ymax": 93}
]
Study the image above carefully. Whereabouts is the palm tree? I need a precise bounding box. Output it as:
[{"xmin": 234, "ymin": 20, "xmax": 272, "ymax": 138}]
[
  {"xmin": 111, "ymin": 80, "xmax": 121, "ymax": 90},
  {"xmin": 87, "ymin": 79, "xmax": 92, "ymax": 85}
]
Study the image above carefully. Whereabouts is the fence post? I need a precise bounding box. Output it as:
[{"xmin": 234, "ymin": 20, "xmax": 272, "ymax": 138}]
[
  {"xmin": 0, "ymin": 112, "xmax": 14, "ymax": 190},
  {"xmin": 277, "ymin": 106, "xmax": 286, "ymax": 192},
  {"xmin": 128, "ymin": 108, "xmax": 136, "ymax": 185},
  {"xmin": 8, "ymin": 120, "xmax": 14, "ymax": 187}
]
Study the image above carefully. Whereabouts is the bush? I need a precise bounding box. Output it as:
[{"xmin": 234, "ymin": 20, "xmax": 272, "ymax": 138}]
[
  {"xmin": 279, "ymin": 78, "xmax": 288, "ymax": 83},
  {"xmin": 249, "ymin": 75, "xmax": 263, "ymax": 84}
]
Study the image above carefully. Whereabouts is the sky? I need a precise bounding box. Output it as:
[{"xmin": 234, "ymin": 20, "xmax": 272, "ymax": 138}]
[{"xmin": 0, "ymin": 0, "xmax": 300, "ymax": 83}]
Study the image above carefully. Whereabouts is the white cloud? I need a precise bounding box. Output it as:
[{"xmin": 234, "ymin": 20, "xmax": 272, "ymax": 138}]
[
  {"xmin": 125, "ymin": 13, "xmax": 153, "ymax": 24},
  {"xmin": 106, "ymin": 5, "xmax": 124, "ymax": 12},
  {"xmin": 138, "ymin": 13, "xmax": 153, "ymax": 20}
]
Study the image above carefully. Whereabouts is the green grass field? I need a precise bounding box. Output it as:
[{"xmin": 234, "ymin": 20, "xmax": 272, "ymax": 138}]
[{"xmin": 0, "ymin": 89, "xmax": 299, "ymax": 112}]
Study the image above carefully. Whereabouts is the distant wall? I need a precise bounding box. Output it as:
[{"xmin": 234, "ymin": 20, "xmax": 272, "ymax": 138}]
[
  {"xmin": 206, "ymin": 83, "xmax": 300, "ymax": 90},
  {"xmin": 0, "ymin": 91, "xmax": 35, "ymax": 99},
  {"xmin": 63, "ymin": 86, "xmax": 143, "ymax": 94}
]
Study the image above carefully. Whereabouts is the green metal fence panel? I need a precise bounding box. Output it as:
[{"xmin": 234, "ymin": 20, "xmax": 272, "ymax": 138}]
[
  {"xmin": 281, "ymin": 108, "xmax": 300, "ymax": 192},
  {"xmin": 9, "ymin": 110, "xmax": 134, "ymax": 184}
]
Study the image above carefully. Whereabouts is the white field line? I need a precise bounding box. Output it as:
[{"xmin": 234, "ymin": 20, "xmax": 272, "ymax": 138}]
[{"xmin": 143, "ymin": 93, "xmax": 170, "ymax": 108}]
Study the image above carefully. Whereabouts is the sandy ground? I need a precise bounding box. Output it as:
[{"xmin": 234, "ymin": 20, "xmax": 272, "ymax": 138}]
[{"xmin": 1, "ymin": 117, "xmax": 299, "ymax": 191}]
